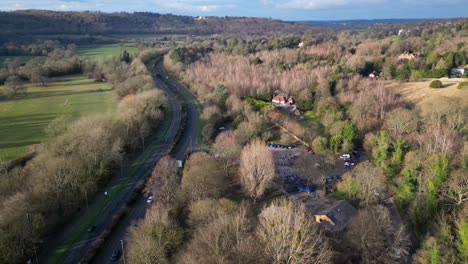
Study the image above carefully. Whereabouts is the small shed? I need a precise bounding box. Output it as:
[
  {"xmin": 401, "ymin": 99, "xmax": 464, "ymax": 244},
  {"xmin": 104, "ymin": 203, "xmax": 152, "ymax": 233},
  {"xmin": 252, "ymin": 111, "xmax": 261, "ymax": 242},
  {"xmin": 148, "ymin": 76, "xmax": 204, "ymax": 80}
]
[{"xmin": 303, "ymin": 199, "xmax": 357, "ymax": 232}]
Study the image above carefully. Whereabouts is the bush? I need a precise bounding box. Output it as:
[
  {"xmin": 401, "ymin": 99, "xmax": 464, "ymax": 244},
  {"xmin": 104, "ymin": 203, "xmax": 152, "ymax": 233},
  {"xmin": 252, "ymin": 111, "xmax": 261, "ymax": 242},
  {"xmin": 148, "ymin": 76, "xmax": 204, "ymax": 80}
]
[
  {"xmin": 423, "ymin": 69, "xmax": 447, "ymax": 78},
  {"xmin": 245, "ymin": 97, "xmax": 273, "ymax": 111},
  {"xmin": 430, "ymin": 80, "xmax": 443, "ymax": 88},
  {"xmin": 457, "ymin": 82, "xmax": 468, "ymax": 89}
]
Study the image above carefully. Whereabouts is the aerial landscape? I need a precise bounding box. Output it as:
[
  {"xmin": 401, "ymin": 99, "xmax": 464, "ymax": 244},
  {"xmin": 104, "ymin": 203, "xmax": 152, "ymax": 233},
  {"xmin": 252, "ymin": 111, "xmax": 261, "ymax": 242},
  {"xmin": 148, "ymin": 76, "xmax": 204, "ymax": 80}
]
[{"xmin": 0, "ymin": 1, "xmax": 467, "ymax": 264}]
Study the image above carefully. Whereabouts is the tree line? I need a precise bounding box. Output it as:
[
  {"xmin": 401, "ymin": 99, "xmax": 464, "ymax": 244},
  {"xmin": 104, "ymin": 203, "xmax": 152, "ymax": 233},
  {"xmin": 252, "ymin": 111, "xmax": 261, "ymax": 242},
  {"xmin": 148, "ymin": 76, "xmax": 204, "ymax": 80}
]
[
  {"xmin": 0, "ymin": 10, "xmax": 317, "ymax": 40},
  {"xmin": 0, "ymin": 49, "xmax": 169, "ymax": 263}
]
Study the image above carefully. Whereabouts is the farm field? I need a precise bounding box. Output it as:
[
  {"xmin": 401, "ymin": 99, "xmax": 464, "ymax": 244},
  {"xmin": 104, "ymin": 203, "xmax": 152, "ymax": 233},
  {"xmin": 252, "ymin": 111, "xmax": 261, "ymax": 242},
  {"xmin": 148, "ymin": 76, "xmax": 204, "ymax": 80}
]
[
  {"xmin": 0, "ymin": 75, "xmax": 116, "ymax": 160},
  {"xmin": 77, "ymin": 44, "xmax": 139, "ymax": 57},
  {"xmin": 387, "ymin": 77, "xmax": 468, "ymax": 107}
]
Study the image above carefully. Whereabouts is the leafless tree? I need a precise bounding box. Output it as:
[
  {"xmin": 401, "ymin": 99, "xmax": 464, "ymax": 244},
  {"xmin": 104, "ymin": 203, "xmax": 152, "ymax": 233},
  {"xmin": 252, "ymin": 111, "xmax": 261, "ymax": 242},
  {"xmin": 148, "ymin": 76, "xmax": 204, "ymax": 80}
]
[
  {"xmin": 4, "ymin": 75, "xmax": 25, "ymax": 97},
  {"xmin": 383, "ymin": 108, "xmax": 418, "ymax": 140},
  {"xmin": 213, "ymin": 132, "xmax": 241, "ymax": 176},
  {"xmin": 239, "ymin": 139, "xmax": 275, "ymax": 202},
  {"xmin": 353, "ymin": 161, "xmax": 385, "ymax": 207},
  {"xmin": 442, "ymin": 169, "xmax": 468, "ymax": 206},
  {"xmin": 346, "ymin": 206, "xmax": 409, "ymax": 264},
  {"xmin": 178, "ymin": 205, "xmax": 260, "ymax": 264},
  {"xmin": 188, "ymin": 198, "xmax": 239, "ymax": 227},
  {"xmin": 295, "ymin": 150, "xmax": 322, "ymax": 186},
  {"xmin": 126, "ymin": 202, "xmax": 182, "ymax": 264},
  {"xmin": 145, "ymin": 155, "xmax": 179, "ymax": 205},
  {"xmin": 257, "ymin": 199, "xmax": 332, "ymax": 264},
  {"xmin": 181, "ymin": 153, "xmax": 224, "ymax": 202}
]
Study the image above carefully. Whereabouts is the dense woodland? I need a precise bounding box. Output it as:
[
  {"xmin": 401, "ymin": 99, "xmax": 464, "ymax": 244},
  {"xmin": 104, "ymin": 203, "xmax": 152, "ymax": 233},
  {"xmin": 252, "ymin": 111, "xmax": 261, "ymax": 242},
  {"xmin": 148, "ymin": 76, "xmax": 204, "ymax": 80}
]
[
  {"xmin": 0, "ymin": 10, "xmax": 317, "ymax": 43},
  {"xmin": 122, "ymin": 18, "xmax": 467, "ymax": 264},
  {"xmin": 0, "ymin": 12, "xmax": 467, "ymax": 264}
]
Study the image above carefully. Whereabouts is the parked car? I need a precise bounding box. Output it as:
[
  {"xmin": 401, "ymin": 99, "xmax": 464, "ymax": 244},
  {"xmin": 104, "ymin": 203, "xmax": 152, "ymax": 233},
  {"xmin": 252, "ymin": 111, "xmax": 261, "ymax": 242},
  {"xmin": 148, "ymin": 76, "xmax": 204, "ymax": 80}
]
[
  {"xmin": 344, "ymin": 159, "xmax": 355, "ymax": 166},
  {"xmin": 297, "ymin": 185, "xmax": 316, "ymax": 193},
  {"xmin": 146, "ymin": 196, "xmax": 153, "ymax": 204},
  {"xmin": 306, "ymin": 147, "xmax": 313, "ymax": 153},
  {"xmin": 340, "ymin": 154, "xmax": 351, "ymax": 160},
  {"xmin": 109, "ymin": 249, "xmax": 122, "ymax": 261},
  {"xmin": 323, "ymin": 176, "xmax": 334, "ymax": 184}
]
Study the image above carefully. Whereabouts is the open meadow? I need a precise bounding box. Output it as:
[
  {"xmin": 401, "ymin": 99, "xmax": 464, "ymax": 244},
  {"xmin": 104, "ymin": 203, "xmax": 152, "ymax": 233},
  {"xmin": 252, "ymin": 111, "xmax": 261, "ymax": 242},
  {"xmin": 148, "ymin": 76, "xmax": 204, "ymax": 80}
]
[
  {"xmin": 0, "ymin": 75, "xmax": 116, "ymax": 160},
  {"xmin": 387, "ymin": 77, "xmax": 468, "ymax": 108},
  {"xmin": 77, "ymin": 44, "xmax": 139, "ymax": 57}
]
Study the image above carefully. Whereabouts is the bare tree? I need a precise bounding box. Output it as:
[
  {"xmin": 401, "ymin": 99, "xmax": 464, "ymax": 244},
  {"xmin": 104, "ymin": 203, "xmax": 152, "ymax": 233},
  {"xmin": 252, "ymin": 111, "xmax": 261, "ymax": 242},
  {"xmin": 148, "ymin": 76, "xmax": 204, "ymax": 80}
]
[
  {"xmin": 239, "ymin": 139, "xmax": 275, "ymax": 202},
  {"xmin": 383, "ymin": 108, "xmax": 418, "ymax": 140},
  {"xmin": 346, "ymin": 206, "xmax": 409, "ymax": 264},
  {"xmin": 442, "ymin": 169, "xmax": 468, "ymax": 206},
  {"xmin": 181, "ymin": 153, "xmax": 224, "ymax": 202},
  {"xmin": 145, "ymin": 155, "xmax": 179, "ymax": 205},
  {"xmin": 188, "ymin": 198, "xmax": 239, "ymax": 227},
  {"xmin": 257, "ymin": 199, "xmax": 332, "ymax": 264},
  {"xmin": 4, "ymin": 75, "xmax": 25, "ymax": 98},
  {"xmin": 126, "ymin": 202, "xmax": 182, "ymax": 264},
  {"xmin": 213, "ymin": 132, "xmax": 241, "ymax": 176},
  {"xmin": 177, "ymin": 205, "xmax": 260, "ymax": 264},
  {"xmin": 353, "ymin": 161, "xmax": 385, "ymax": 207},
  {"xmin": 295, "ymin": 150, "xmax": 322, "ymax": 186}
]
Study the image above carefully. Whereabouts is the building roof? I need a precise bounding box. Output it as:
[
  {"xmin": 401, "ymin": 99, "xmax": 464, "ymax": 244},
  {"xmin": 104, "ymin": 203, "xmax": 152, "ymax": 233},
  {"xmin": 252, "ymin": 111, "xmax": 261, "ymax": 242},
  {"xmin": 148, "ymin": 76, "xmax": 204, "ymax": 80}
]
[{"xmin": 303, "ymin": 199, "xmax": 357, "ymax": 232}]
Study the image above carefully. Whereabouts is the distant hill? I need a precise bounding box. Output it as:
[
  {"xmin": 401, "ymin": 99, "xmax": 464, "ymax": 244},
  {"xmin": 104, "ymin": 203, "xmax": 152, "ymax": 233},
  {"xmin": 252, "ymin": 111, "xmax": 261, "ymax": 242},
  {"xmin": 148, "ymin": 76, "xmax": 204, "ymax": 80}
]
[
  {"xmin": 299, "ymin": 18, "xmax": 451, "ymax": 29},
  {"xmin": 0, "ymin": 10, "xmax": 316, "ymax": 38}
]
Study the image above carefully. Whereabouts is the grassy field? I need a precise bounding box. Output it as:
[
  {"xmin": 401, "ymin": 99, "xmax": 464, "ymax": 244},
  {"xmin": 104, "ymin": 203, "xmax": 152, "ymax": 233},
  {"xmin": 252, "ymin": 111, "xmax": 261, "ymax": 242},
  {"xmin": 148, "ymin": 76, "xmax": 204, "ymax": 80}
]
[
  {"xmin": 0, "ymin": 75, "xmax": 116, "ymax": 160},
  {"xmin": 78, "ymin": 44, "xmax": 139, "ymax": 57},
  {"xmin": 387, "ymin": 77, "xmax": 468, "ymax": 107}
]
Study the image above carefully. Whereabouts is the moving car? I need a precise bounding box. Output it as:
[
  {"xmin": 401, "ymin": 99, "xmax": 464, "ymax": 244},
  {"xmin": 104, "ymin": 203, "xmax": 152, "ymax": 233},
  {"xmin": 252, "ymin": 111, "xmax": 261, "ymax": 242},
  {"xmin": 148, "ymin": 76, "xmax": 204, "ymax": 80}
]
[
  {"xmin": 146, "ymin": 196, "xmax": 153, "ymax": 204},
  {"xmin": 344, "ymin": 159, "xmax": 355, "ymax": 166}
]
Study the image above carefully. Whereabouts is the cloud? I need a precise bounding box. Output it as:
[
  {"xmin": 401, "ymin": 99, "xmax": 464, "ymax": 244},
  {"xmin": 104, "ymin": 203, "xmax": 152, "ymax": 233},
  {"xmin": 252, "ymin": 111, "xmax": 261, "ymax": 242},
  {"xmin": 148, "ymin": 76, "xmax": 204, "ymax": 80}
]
[{"xmin": 261, "ymin": 0, "xmax": 386, "ymax": 10}]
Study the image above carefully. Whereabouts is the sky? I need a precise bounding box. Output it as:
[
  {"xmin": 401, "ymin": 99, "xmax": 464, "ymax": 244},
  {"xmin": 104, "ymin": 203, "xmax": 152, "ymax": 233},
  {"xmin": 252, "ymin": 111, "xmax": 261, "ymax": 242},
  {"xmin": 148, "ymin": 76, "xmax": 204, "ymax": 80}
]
[{"xmin": 1, "ymin": 0, "xmax": 467, "ymax": 21}]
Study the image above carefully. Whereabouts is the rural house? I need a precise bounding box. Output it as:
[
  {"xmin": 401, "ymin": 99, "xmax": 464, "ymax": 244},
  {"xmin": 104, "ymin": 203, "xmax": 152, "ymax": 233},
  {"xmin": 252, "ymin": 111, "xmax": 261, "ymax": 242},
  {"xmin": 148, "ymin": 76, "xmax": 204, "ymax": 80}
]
[
  {"xmin": 271, "ymin": 93, "xmax": 295, "ymax": 107},
  {"xmin": 398, "ymin": 51, "xmax": 421, "ymax": 60},
  {"xmin": 303, "ymin": 199, "xmax": 357, "ymax": 232},
  {"xmin": 368, "ymin": 70, "xmax": 380, "ymax": 79}
]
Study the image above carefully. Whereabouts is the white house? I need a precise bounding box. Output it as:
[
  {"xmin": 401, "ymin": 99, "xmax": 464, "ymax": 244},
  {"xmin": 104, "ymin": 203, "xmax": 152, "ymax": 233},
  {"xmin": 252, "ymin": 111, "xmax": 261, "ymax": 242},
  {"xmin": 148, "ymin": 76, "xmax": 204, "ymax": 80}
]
[{"xmin": 451, "ymin": 67, "xmax": 468, "ymax": 77}]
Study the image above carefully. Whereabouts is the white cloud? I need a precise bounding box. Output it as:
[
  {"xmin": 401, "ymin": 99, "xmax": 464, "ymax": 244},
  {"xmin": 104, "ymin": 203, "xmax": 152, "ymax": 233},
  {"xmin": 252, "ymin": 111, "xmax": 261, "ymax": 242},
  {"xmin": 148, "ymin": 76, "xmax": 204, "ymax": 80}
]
[{"xmin": 262, "ymin": 0, "xmax": 386, "ymax": 9}]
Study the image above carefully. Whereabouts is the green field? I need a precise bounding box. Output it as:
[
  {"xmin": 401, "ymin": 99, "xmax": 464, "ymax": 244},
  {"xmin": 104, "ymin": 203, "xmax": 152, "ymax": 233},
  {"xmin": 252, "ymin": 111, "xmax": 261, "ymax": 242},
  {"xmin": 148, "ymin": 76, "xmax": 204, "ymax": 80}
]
[
  {"xmin": 78, "ymin": 44, "xmax": 139, "ymax": 57},
  {"xmin": 0, "ymin": 75, "xmax": 116, "ymax": 160}
]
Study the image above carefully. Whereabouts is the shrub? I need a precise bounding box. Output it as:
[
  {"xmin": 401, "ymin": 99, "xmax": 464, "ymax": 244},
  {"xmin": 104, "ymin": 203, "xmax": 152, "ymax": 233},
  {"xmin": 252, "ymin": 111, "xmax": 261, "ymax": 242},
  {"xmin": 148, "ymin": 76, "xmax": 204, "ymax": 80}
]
[
  {"xmin": 457, "ymin": 82, "xmax": 468, "ymax": 89},
  {"xmin": 245, "ymin": 97, "xmax": 273, "ymax": 111},
  {"xmin": 430, "ymin": 80, "xmax": 443, "ymax": 88}
]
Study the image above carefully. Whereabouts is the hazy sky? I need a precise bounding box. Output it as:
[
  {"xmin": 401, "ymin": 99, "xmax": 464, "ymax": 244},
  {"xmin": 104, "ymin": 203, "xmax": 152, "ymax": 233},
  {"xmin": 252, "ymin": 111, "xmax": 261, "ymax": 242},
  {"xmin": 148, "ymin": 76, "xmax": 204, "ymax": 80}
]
[{"xmin": 1, "ymin": 0, "xmax": 467, "ymax": 20}]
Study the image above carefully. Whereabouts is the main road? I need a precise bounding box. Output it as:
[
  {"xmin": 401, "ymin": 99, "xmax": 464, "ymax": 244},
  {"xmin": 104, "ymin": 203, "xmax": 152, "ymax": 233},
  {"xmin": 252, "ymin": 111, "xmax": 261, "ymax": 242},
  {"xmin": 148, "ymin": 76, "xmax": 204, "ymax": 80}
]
[
  {"xmin": 39, "ymin": 57, "xmax": 199, "ymax": 264},
  {"xmin": 90, "ymin": 59, "xmax": 200, "ymax": 263}
]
